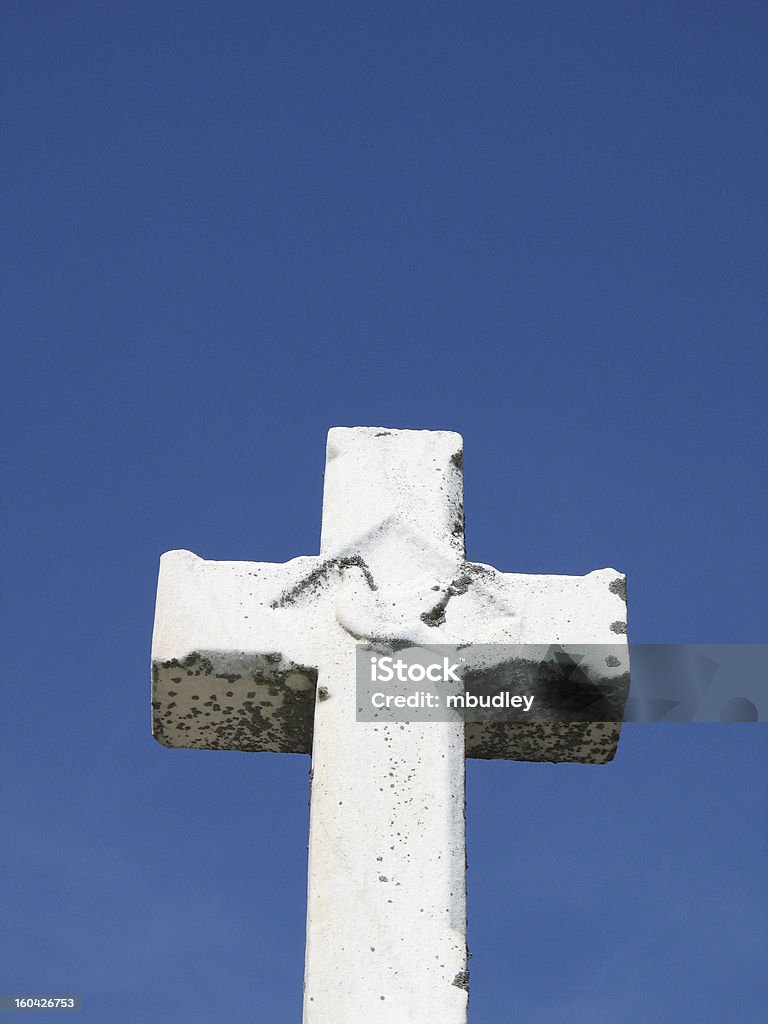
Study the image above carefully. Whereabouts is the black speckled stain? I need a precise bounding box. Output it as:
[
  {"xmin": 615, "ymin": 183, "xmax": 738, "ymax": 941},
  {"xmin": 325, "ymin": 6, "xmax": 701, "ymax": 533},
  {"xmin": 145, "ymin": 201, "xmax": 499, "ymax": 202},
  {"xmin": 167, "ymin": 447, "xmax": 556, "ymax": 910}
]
[
  {"xmin": 420, "ymin": 563, "xmax": 494, "ymax": 627},
  {"xmin": 451, "ymin": 508, "xmax": 465, "ymax": 546},
  {"xmin": 270, "ymin": 555, "xmax": 377, "ymax": 609},
  {"xmin": 609, "ymin": 577, "xmax": 627, "ymax": 603},
  {"xmin": 466, "ymin": 721, "xmax": 622, "ymax": 764},
  {"xmin": 452, "ymin": 969, "xmax": 469, "ymax": 991},
  {"xmin": 152, "ymin": 651, "xmax": 319, "ymax": 754}
]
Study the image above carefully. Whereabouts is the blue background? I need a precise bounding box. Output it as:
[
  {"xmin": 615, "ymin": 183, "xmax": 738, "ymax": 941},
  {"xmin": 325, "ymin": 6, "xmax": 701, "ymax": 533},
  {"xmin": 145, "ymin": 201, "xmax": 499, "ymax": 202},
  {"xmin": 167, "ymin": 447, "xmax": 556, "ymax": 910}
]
[{"xmin": 2, "ymin": 2, "xmax": 766, "ymax": 1020}]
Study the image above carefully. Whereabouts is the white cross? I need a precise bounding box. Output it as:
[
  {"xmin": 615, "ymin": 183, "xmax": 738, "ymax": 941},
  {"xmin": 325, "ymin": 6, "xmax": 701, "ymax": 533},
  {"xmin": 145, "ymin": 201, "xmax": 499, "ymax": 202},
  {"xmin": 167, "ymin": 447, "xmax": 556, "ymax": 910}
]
[{"xmin": 151, "ymin": 427, "xmax": 628, "ymax": 1022}]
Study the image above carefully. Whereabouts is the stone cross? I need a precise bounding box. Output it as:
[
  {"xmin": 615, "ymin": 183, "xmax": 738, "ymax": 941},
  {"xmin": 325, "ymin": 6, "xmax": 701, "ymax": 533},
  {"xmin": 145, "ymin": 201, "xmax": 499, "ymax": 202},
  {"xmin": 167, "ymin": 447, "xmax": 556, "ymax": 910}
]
[{"xmin": 151, "ymin": 427, "xmax": 628, "ymax": 1022}]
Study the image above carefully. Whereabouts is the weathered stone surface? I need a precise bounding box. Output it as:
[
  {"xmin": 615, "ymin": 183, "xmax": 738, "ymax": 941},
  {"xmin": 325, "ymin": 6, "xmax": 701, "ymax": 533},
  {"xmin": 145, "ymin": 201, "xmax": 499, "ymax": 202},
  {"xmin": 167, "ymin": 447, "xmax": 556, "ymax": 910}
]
[{"xmin": 151, "ymin": 426, "xmax": 629, "ymax": 1024}]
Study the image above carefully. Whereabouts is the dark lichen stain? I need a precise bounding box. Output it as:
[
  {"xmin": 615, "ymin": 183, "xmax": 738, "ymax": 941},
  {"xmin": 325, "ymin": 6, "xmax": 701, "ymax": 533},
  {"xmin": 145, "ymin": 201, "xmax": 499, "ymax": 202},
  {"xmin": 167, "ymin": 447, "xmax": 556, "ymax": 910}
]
[
  {"xmin": 421, "ymin": 603, "xmax": 447, "ymax": 628},
  {"xmin": 609, "ymin": 577, "xmax": 627, "ymax": 603},
  {"xmin": 317, "ymin": 685, "xmax": 330, "ymax": 702},
  {"xmin": 452, "ymin": 970, "xmax": 469, "ymax": 991},
  {"xmin": 271, "ymin": 555, "xmax": 377, "ymax": 608},
  {"xmin": 374, "ymin": 431, "xmax": 392, "ymax": 437},
  {"xmin": 420, "ymin": 563, "xmax": 493, "ymax": 628},
  {"xmin": 605, "ymin": 654, "xmax": 621, "ymax": 667},
  {"xmin": 610, "ymin": 620, "xmax": 627, "ymax": 634},
  {"xmin": 451, "ymin": 508, "xmax": 465, "ymax": 541},
  {"xmin": 450, "ymin": 450, "xmax": 464, "ymax": 471},
  {"xmin": 217, "ymin": 673, "xmax": 242, "ymax": 685}
]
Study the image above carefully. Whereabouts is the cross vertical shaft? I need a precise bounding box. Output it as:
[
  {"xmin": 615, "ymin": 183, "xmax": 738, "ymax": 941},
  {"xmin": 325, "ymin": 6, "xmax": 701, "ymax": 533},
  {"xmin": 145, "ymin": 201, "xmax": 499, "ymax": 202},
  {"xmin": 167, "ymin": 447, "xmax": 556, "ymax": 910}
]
[{"xmin": 303, "ymin": 428, "xmax": 469, "ymax": 1022}]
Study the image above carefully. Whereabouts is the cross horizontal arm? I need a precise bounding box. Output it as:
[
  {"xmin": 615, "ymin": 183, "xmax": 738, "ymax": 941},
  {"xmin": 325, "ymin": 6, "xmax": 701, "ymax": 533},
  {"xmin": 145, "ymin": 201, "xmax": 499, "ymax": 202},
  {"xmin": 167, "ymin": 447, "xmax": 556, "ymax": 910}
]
[
  {"xmin": 151, "ymin": 549, "xmax": 328, "ymax": 753},
  {"xmin": 152, "ymin": 540, "xmax": 629, "ymax": 762}
]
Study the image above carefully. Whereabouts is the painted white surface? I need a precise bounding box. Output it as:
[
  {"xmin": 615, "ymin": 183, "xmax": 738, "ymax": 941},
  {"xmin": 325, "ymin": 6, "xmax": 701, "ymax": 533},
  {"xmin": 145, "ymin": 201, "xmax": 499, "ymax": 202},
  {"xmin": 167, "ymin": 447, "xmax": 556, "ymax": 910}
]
[{"xmin": 306, "ymin": 429, "xmax": 468, "ymax": 1023}]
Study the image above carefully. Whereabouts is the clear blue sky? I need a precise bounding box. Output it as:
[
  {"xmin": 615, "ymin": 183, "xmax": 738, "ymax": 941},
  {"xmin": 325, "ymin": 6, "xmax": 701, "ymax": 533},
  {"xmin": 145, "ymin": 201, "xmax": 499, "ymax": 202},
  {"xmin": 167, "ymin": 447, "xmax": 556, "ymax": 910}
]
[{"xmin": 2, "ymin": 2, "xmax": 766, "ymax": 1021}]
